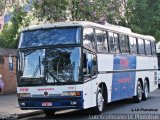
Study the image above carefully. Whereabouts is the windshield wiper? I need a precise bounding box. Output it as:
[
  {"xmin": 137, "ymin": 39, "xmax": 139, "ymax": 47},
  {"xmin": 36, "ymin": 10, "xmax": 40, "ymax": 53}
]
[
  {"xmin": 32, "ymin": 56, "xmax": 41, "ymax": 78},
  {"xmin": 32, "ymin": 65, "xmax": 41, "ymax": 78},
  {"xmin": 48, "ymin": 72, "xmax": 60, "ymax": 83}
]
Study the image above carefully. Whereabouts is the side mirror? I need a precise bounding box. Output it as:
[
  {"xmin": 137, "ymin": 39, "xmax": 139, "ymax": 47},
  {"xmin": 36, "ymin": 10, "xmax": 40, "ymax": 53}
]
[
  {"xmin": 91, "ymin": 66, "xmax": 97, "ymax": 76},
  {"xmin": 83, "ymin": 68, "xmax": 87, "ymax": 73},
  {"xmin": 84, "ymin": 74, "xmax": 92, "ymax": 78}
]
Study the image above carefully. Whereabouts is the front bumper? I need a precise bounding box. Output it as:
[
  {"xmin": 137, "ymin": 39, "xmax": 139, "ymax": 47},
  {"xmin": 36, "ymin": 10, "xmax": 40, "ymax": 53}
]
[{"xmin": 18, "ymin": 96, "xmax": 83, "ymax": 110}]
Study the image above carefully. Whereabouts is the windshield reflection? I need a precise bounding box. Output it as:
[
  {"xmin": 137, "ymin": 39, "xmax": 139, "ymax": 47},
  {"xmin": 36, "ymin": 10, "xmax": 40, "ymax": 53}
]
[
  {"xmin": 20, "ymin": 49, "xmax": 45, "ymax": 78},
  {"xmin": 19, "ymin": 27, "xmax": 81, "ymax": 48},
  {"xmin": 18, "ymin": 47, "xmax": 81, "ymax": 85},
  {"xmin": 46, "ymin": 47, "xmax": 80, "ymax": 83}
]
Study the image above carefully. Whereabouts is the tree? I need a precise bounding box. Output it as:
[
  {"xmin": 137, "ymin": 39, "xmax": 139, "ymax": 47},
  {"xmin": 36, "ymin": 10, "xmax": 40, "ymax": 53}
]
[
  {"xmin": 0, "ymin": 6, "xmax": 27, "ymax": 48},
  {"xmin": 122, "ymin": 0, "xmax": 160, "ymax": 42},
  {"xmin": 0, "ymin": 0, "xmax": 6, "ymax": 16},
  {"xmin": 33, "ymin": 0, "xmax": 123, "ymax": 24},
  {"xmin": 33, "ymin": 0, "xmax": 69, "ymax": 22}
]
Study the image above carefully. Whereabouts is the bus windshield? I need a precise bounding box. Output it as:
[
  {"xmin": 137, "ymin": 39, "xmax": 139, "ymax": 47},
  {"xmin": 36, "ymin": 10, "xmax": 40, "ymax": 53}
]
[
  {"xmin": 19, "ymin": 27, "xmax": 81, "ymax": 48},
  {"xmin": 18, "ymin": 47, "xmax": 81, "ymax": 86}
]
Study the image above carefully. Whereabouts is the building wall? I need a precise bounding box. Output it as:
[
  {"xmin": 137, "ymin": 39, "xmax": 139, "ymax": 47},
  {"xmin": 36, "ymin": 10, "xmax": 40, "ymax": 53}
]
[{"xmin": 0, "ymin": 56, "xmax": 17, "ymax": 94}]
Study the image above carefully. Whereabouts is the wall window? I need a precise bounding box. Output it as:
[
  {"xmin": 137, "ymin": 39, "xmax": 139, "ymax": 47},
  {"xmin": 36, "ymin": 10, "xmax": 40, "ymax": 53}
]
[
  {"xmin": 9, "ymin": 55, "xmax": 13, "ymax": 71},
  {"xmin": 151, "ymin": 41, "xmax": 156, "ymax": 55},
  {"xmin": 129, "ymin": 37, "xmax": 137, "ymax": 54},
  {"xmin": 83, "ymin": 28, "xmax": 96, "ymax": 50},
  {"xmin": 145, "ymin": 40, "xmax": 151, "ymax": 55},
  {"xmin": 138, "ymin": 38, "xmax": 145, "ymax": 54},
  {"xmin": 119, "ymin": 35, "xmax": 129, "ymax": 53},
  {"xmin": 108, "ymin": 32, "xmax": 119, "ymax": 53},
  {"xmin": 96, "ymin": 30, "xmax": 108, "ymax": 52}
]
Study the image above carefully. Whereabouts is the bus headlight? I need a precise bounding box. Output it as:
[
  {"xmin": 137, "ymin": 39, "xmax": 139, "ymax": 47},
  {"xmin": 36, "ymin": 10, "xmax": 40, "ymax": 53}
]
[
  {"xmin": 17, "ymin": 93, "xmax": 31, "ymax": 98},
  {"xmin": 61, "ymin": 91, "xmax": 81, "ymax": 96}
]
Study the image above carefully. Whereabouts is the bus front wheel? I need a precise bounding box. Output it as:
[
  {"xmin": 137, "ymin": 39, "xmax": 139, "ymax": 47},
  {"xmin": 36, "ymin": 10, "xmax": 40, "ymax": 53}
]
[
  {"xmin": 133, "ymin": 81, "xmax": 143, "ymax": 103},
  {"xmin": 93, "ymin": 88, "xmax": 104, "ymax": 114},
  {"xmin": 43, "ymin": 110, "xmax": 56, "ymax": 116}
]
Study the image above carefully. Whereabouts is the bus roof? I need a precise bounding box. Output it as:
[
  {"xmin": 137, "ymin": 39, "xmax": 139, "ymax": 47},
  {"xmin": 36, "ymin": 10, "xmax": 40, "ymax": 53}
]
[{"xmin": 22, "ymin": 21, "xmax": 155, "ymax": 41}]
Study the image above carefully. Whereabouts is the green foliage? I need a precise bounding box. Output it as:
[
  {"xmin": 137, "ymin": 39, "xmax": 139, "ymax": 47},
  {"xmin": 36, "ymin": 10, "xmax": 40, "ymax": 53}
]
[
  {"xmin": 33, "ymin": 0, "xmax": 68, "ymax": 22},
  {"xmin": 123, "ymin": 0, "xmax": 160, "ymax": 42},
  {"xmin": 0, "ymin": 0, "xmax": 6, "ymax": 16},
  {"xmin": 33, "ymin": 0, "xmax": 122, "ymax": 24},
  {"xmin": 0, "ymin": 7, "xmax": 27, "ymax": 48}
]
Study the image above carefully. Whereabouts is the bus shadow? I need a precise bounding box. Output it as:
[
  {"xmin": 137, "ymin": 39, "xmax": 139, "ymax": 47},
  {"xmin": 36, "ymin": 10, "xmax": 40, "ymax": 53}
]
[{"xmin": 25, "ymin": 98, "xmax": 146, "ymax": 120}]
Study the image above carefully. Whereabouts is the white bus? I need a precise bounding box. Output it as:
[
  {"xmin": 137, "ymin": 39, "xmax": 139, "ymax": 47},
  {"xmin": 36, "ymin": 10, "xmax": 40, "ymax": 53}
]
[{"xmin": 17, "ymin": 21, "xmax": 158, "ymax": 115}]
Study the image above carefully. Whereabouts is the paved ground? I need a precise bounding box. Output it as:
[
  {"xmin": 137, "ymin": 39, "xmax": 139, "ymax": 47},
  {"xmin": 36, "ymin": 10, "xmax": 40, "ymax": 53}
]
[{"xmin": 0, "ymin": 93, "xmax": 43, "ymax": 119}]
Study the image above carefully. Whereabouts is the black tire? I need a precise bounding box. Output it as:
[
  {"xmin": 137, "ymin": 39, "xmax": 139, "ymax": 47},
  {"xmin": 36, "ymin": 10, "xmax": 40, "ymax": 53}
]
[
  {"xmin": 43, "ymin": 110, "xmax": 56, "ymax": 116},
  {"xmin": 93, "ymin": 88, "xmax": 104, "ymax": 114},
  {"xmin": 158, "ymin": 84, "xmax": 160, "ymax": 89},
  {"xmin": 133, "ymin": 81, "xmax": 143, "ymax": 103},
  {"xmin": 142, "ymin": 81, "xmax": 149, "ymax": 101}
]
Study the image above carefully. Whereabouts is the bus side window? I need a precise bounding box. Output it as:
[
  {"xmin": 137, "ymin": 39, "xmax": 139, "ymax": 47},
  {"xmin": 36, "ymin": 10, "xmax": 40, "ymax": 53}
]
[
  {"xmin": 109, "ymin": 32, "xmax": 119, "ymax": 53},
  {"xmin": 138, "ymin": 38, "xmax": 145, "ymax": 55},
  {"xmin": 129, "ymin": 37, "xmax": 137, "ymax": 54},
  {"xmin": 83, "ymin": 28, "xmax": 96, "ymax": 50},
  {"xmin": 96, "ymin": 30, "xmax": 108, "ymax": 52},
  {"xmin": 83, "ymin": 51, "xmax": 97, "ymax": 78},
  {"xmin": 145, "ymin": 40, "xmax": 151, "ymax": 55},
  {"xmin": 119, "ymin": 34, "xmax": 129, "ymax": 53},
  {"xmin": 151, "ymin": 41, "xmax": 156, "ymax": 55},
  {"xmin": 113, "ymin": 33, "xmax": 119, "ymax": 53}
]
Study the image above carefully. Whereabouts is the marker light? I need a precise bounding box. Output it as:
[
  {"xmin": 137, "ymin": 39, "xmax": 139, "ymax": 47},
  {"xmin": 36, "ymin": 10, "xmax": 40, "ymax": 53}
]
[
  {"xmin": 17, "ymin": 93, "xmax": 31, "ymax": 98},
  {"xmin": 61, "ymin": 91, "xmax": 81, "ymax": 96}
]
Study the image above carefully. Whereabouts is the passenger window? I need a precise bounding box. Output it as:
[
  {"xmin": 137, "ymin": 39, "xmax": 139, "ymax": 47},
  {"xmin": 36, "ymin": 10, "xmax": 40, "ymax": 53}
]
[
  {"xmin": 119, "ymin": 35, "xmax": 129, "ymax": 53},
  {"xmin": 138, "ymin": 38, "xmax": 145, "ymax": 54},
  {"xmin": 108, "ymin": 32, "xmax": 119, "ymax": 53},
  {"xmin": 129, "ymin": 37, "xmax": 137, "ymax": 54},
  {"xmin": 151, "ymin": 41, "xmax": 156, "ymax": 55},
  {"xmin": 145, "ymin": 40, "xmax": 151, "ymax": 55},
  {"xmin": 96, "ymin": 30, "xmax": 108, "ymax": 52},
  {"xmin": 83, "ymin": 28, "xmax": 96, "ymax": 50}
]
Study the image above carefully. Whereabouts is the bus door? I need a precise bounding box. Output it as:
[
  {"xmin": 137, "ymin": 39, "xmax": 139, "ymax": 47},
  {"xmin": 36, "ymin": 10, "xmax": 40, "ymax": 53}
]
[{"xmin": 83, "ymin": 50, "xmax": 97, "ymax": 107}]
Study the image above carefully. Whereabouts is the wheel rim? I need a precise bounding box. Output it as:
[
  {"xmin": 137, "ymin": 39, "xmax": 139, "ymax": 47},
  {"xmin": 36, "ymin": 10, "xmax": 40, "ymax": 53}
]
[
  {"xmin": 97, "ymin": 91, "xmax": 104, "ymax": 112},
  {"xmin": 138, "ymin": 83, "xmax": 142, "ymax": 101},
  {"xmin": 144, "ymin": 84, "xmax": 148, "ymax": 98}
]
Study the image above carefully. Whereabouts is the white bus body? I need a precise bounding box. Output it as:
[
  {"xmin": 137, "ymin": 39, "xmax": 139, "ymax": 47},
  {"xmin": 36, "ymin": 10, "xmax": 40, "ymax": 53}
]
[{"xmin": 17, "ymin": 21, "xmax": 158, "ymax": 115}]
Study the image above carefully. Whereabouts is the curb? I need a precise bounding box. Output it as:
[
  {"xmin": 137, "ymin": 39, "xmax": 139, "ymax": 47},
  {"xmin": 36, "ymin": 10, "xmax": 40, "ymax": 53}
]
[{"xmin": 18, "ymin": 111, "xmax": 44, "ymax": 119}]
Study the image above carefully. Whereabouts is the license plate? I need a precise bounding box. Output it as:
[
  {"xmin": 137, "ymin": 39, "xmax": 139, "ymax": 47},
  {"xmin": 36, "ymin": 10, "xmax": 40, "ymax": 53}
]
[{"xmin": 42, "ymin": 102, "xmax": 52, "ymax": 106}]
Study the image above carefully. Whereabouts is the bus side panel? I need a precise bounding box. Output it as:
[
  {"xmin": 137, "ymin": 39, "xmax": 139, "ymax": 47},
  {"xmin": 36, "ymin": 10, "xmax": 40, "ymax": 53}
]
[
  {"xmin": 91, "ymin": 74, "xmax": 112, "ymax": 107},
  {"xmin": 83, "ymin": 81, "xmax": 92, "ymax": 109},
  {"xmin": 97, "ymin": 54, "xmax": 113, "ymax": 103},
  {"xmin": 111, "ymin": 55, "xmax": 136, "ymax": 101},
  {"xmin": 136, "ymin": 56, "xmax": 158, "ymax": 95}
]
